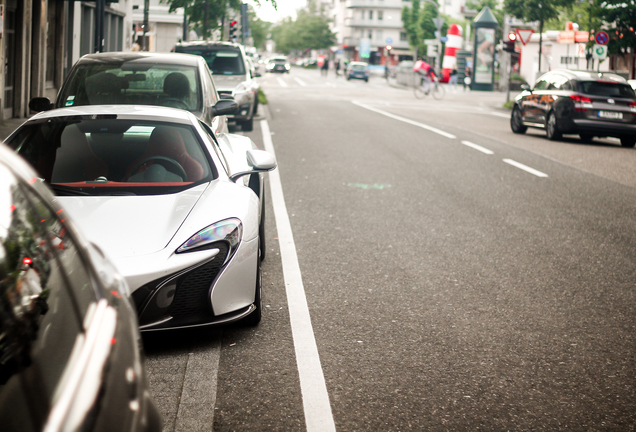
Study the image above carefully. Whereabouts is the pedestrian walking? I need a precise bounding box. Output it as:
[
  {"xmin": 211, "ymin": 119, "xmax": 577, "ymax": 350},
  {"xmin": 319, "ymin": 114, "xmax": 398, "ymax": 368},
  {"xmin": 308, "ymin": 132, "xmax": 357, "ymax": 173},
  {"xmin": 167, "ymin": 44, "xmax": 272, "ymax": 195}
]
[
  {"xmin": 335, "ymin": 59, "xmax": 341, "ymax": 77},
  {"xmin": 321, "ymin": 58, "xmax": 330, "ymax": 76},
  {"xmin": 448, "ymin": 64, "xmax": 458, "ymax": 92},
  {"xmin": 464, "ymin": 65, "xmax": 472, "ymax": 91}
]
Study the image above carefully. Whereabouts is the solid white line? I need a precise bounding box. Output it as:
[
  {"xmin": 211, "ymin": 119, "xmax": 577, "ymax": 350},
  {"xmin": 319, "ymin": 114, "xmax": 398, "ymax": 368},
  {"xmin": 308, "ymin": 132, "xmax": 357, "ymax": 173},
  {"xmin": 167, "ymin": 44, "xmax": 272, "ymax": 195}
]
[
  {"xmin": 503, "ymin": 159, "xmax": 549, "ymax": 177},
  {"xmin": 260, "ymin": 120, "xmax": 336, "ymax": 432},
  {"xmin": 352, "ymin": 100, "xmax": 456, "ymax": 139},
  {"xmin": 461, "ymin": 140, "xmax": 494, "ymax": 155},
  {"xmin": 277, "ymin": 77, "xmax": 289, "ymax": 87},
  {"xmin": 293, "ymin": 77, "xmax": 307, "ymax": 87}
]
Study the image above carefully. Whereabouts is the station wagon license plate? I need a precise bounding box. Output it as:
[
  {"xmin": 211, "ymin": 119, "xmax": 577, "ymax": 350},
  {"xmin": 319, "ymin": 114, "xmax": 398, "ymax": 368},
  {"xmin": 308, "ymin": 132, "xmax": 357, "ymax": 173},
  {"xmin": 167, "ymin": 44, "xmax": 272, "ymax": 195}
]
[{"xmin": 598, "ymin": 110, "xmax": 622, "ymax": 119}]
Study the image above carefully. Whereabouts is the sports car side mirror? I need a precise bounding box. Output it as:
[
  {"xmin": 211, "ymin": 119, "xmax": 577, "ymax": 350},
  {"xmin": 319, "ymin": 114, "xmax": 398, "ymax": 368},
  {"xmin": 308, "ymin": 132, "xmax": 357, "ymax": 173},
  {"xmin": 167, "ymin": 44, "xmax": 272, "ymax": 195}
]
[
  {"xmin": 211, "ymin": 99, "xmax": 238, "ymax": 116},
  {"xmin": 520, "ymin": 84, "xmax": 531, "ymax": 92},
  {"xmin": 29, "ymin": 97, "xmax": 54, "ymax": 112},
  {"xmin": 229, "ymin": 149, "xmax": 277, "ymax": 182}
]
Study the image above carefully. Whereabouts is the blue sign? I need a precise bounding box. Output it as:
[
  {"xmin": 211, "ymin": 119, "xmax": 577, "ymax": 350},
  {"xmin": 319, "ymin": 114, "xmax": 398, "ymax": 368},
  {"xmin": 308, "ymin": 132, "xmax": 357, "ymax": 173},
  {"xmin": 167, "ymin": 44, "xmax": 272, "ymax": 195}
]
[
  {"xmin": 440, "ymin": 36, "xmax": 448, "ymax": 43},
  {"xmin": 385, "ymin": 37, "xmax": 393, "ymax": 44}
]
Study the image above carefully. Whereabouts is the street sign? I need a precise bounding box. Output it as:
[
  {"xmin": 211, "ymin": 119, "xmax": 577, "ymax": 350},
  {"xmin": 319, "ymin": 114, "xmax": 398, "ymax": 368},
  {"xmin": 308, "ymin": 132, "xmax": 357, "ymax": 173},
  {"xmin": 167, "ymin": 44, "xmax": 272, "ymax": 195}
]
[
  {"xmin": 515, "ymin": 28, "xmax": 534, "ymax": 46},
  {"xmin": 595, "ymin": 31, "xmax": 609, "ymax": 45},
  {"xmin": 593, "ymin": 44, "xmax": 608, "ymax": 60},
  {"xmin": 385, "ymin": 37, "xmax": 393, "ymax": 44},
  {"xmin": 432, "ymin": 18, "xmax": 445, "ymax": 31},
  {"xmin": 427, "ymin": 44, "xmax": 438, "ymax": 57},
  {"xmin": 440, "ymin": 36, "xmax": 448, "ymax": 43}
]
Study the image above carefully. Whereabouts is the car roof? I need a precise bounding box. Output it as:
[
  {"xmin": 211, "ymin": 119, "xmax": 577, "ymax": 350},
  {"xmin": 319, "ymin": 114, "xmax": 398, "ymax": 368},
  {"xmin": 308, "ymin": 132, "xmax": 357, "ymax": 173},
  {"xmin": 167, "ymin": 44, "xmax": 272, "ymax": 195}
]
[
  {"xmin": 75, "ymin": 52, "xmax": 203, "ymax": 66},
  {"xmin": 546, "ymin": 69, "xmax": 627, "ymax": 83},
  {"xmin": 26, "ymin": 105, "xmax": 197, "ymax": 124},
  {"xmin": 175, "ymin": 41, "xmax": 243, "ymax": 49}
]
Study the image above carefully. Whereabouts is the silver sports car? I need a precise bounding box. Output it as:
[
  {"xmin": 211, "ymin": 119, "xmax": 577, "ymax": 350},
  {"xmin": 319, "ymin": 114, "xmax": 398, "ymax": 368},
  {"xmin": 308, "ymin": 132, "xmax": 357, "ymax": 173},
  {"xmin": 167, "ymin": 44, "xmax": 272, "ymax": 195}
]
[{"xmin": 6, "ymin": 105, "xmax": 276, "ymax": 331}]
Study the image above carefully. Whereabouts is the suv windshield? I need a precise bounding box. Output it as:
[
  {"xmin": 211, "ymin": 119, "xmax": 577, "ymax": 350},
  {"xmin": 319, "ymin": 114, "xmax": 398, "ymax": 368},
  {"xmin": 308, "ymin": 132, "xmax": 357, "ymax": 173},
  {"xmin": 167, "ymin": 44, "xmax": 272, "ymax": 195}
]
[
  {"xmin": 58, "ymin": 64, "xmax": 202, "ymax": 111},
  {"xmin": 578, "ymin": 81, "xmax": 635, "ymax": 98},
  {"xmin": 8, "ymin": 118, "xmax": 215, "ymax": 195},
  {"xmin": 175, "ymin": 47, "xmax": 245, "ymax": 76}
]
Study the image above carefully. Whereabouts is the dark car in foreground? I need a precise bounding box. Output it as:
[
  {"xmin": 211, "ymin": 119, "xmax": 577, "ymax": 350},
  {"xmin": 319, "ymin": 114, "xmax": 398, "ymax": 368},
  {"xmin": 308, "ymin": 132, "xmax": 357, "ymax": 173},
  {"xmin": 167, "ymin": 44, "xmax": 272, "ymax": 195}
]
[
  {"xmin": 0, "ymin": 144, "xmax": 161, "ymax": 432},
  {"xmin": 510, "ymin": 69, "xmax": 636, "ymax": 147},
  {"xmin": 29, "ymin": 52, "xmax": 235, "ymax": 135}
]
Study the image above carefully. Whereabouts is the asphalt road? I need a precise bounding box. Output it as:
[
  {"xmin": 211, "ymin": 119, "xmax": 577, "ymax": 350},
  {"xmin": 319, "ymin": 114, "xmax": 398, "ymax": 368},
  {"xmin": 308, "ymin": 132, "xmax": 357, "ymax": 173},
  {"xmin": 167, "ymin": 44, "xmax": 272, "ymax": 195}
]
[{"xmin": 143, "ymin": 67, "xmax": 636, "ymax": 431}]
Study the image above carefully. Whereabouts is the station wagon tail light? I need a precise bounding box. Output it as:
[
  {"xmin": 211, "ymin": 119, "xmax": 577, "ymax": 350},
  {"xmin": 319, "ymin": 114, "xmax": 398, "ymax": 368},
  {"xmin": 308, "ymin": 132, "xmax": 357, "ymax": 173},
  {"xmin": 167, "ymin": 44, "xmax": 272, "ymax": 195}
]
[
  {"xmin": 177, "ymin": 218, "xmax": 242, "ymax": 255},
  {"xmin": 570, "ymin": 94, "xmax": 593, "ymax": 111},
  {"xmin": 629, "ymin": 101, "xmax": 636, "ymax": 114}
]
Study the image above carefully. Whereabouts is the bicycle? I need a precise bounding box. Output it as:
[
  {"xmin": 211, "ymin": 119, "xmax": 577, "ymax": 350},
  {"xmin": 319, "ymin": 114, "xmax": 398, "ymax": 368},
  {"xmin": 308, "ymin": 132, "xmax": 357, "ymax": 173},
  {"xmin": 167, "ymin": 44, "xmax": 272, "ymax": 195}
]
[{"xmin": 414, "ymin": 74, "xmax": 445, "ymax": 100}]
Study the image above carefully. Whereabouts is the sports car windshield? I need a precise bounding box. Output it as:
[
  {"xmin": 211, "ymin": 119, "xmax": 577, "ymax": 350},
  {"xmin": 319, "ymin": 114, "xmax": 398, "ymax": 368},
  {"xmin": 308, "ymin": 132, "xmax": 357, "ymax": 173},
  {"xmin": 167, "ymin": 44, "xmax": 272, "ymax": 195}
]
[
  {"xmin": 8, "ymin": 118, "xmax": 216, "ymax": 196},
  {"xmin": 578, "ymin": 81, "xmax": 635, "ymax": 98},
  {"xmin": 58, "ymin": 64, "xmax": 202, "ymax": 111}
]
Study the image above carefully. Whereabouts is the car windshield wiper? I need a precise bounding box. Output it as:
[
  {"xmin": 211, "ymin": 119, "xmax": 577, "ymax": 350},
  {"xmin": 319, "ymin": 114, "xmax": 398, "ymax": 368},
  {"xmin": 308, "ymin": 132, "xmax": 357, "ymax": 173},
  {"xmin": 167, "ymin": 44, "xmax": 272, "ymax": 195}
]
[{"xmin": 49, "ymin": 184, "xmax": 90, "ymax": 196}]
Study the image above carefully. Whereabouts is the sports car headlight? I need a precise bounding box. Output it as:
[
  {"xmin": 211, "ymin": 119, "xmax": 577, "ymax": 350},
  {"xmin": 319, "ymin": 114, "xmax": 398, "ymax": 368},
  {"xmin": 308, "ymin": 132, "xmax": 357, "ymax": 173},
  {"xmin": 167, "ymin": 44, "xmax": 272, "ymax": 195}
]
[{"xmin": 176, "ymin": 218, "xmax": 242, "ymax": 255}]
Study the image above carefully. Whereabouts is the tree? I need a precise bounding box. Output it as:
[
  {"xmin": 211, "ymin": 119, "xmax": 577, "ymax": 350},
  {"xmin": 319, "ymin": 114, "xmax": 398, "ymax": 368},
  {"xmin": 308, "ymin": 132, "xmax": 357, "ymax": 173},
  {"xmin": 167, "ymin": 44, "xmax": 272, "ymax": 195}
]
[
  {"xmin": 594, "ymin": 0, "xmax": 636, "ymax": 63},
  {"xmin": 402, "ymin": 0, "xmax": 445, "ymax": 59},
  {"xmin": 247, "ymin": 5, "xmax": 272, "ymax": 50},
  {"xmin": 504, "ymin": 0, "xmax": 576, "ymax": 71},
  {"xmin": 271, "ymin": 10, "xmax": 336, "ymax": 54}
]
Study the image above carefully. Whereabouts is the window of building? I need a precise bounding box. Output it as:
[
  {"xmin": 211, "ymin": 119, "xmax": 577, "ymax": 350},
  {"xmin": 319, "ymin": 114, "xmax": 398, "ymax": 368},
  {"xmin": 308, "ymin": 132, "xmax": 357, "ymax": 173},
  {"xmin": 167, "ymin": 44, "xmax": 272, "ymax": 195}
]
[
  {"xmin": 378, "ymin": 11, "xmax": 383, "ymax": 20},
  {"xmin": 400, "ymin": 32, "xmax": 408, "ymax": 41},
  {"xmin": 369, "ymin": 10, "xmax": 373, "ymax": 20}
]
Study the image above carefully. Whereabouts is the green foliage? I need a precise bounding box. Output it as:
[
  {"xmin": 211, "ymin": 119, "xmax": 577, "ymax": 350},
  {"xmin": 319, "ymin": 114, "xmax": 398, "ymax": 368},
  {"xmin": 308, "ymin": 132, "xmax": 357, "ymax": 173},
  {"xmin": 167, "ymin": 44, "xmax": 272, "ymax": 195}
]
[
  {"xmin": 257, "ymin": 88, "xmax": 268, "ymax": 105},
  {"xmin": 248, "ymin": 5, "xmax": 273, "ymax": 50},
  {"xmin": 271, "ymin": 10, "xmax": 336, "ymax": 54},
  {"xmin": 401, "ymin": 0, "xmax": 447, "ymax": 58},
  {"xmin": 504, "ymin": 0, "xmax": 575, "ymax": 24},
  {"xmin": 465, "ymin": 0, "xmax": 504, "ymax": 41},
  {"xmin": 162, "ymin": 0, "xmax": 242, "ymax": 40},
  {"xmin": 594, "ymin": 0, "xmax": 636, "ymax": 57}
]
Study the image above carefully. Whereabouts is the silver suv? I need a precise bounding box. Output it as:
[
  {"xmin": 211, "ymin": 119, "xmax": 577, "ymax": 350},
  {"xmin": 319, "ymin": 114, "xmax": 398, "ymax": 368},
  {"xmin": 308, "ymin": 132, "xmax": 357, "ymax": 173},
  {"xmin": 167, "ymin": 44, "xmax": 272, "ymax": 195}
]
[{"xmin": 174, "ymin": 41, "xmax": 260, "ymax": 131}]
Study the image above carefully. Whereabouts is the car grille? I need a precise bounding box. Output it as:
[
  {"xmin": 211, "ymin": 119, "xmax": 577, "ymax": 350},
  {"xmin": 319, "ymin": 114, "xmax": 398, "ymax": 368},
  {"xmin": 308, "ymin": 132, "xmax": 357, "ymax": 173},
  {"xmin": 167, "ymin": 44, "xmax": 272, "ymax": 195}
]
[{"xmin": 168, "ymin": 243, "xmax": 230, "ymax": 321}]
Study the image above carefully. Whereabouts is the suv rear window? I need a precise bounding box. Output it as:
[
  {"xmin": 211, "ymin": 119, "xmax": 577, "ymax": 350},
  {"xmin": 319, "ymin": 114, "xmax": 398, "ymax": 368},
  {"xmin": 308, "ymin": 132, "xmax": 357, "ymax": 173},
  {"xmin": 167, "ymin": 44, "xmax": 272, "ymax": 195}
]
[
  {"xmin": 578, "ymin": 81, "xmax": 635, "ymax": 98},
  {"xmin": 175, "ymin": 46, "xmax": 246, "ymax": 76}
]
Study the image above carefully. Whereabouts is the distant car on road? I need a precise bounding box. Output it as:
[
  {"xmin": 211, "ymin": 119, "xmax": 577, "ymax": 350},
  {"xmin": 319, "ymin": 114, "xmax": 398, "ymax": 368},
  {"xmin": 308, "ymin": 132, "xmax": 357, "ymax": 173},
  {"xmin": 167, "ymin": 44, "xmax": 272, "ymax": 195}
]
[
  {"xmin": 347, "ymin": 62, "xmax": 370, "ymax": 82},
  {"xmin": 174, "ymin": 41, "xmax": 260, "ymax": 131},
  {"xmin": 0, "ymin": 143, "xmax": 162, "ymax": 432},
  {"xmin": 29, "ymin": 52, "xmax": 235, "ymax": 136},
  {"xmin": 6, "ymin": 105, "xmax": 277, "ymax": 331},
  {"xmin": 266, "ymin": 56, "xmax": 291, "ymax": 74},
  {"xmin": 510, "ymin": 69, "xmax": 636, "ymax": 147}
]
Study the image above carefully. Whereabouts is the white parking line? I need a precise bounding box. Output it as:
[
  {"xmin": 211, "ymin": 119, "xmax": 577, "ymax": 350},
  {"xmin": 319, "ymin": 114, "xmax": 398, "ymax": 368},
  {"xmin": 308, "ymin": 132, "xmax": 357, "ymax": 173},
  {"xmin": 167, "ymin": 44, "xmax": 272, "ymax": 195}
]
[
  {"xmin": 293, "ymin": 77, "xmax": 307, "ymax": 87},
  {"xmin": 503, "ymin": 159, "xmax": 549, "ymax": 177},
  {"xmin": 277, "ymin": 77, "xmax": 289, "ymax": 87},
  {"xmin": 352, "ymin": 100, "xmax": 457, "ymax": 139},
  {"xmin": 461, "ymin": 140, "xmax": 494, "ymax": 155},
  {"xmin": 260, "ymin": 120, "xmax": 336, "ymax": 432}
]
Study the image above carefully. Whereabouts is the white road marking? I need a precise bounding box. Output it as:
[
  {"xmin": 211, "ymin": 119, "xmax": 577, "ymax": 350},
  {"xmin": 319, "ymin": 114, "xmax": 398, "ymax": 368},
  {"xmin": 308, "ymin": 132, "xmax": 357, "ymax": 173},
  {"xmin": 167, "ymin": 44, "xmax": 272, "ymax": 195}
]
[
  {"xmin": 352, "ymin": 100, "xmax": 457, "ymax": 139},
  {"xmin": 503, "ymin": 159, "xmax": 549, "ymax": 177},
  {"xmin": 293, "ymin": 77, "xmax": 307, "ymax": 87},
  {"xmin": 461, "ymin": 140, "xmax": 494, "ymax": 155},
  {"xmin": 260, "ymin": 120, "xmax": 336, "ymax": 432},
  {"xmin": 277, "ymin": 77, "xmax": 289, "ymax": 87}
]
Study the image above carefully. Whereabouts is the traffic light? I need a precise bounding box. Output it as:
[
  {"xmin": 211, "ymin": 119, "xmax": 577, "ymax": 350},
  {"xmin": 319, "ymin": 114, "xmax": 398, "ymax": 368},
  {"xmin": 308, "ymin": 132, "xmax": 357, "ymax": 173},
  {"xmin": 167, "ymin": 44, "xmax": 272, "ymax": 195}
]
[
  {"xmin": 229, "ymin": 20, "xmax": 237, "ymax": 41},
  {"xmin": 504, "ymin": 32, "xmax": 517, "ymax": 53}
]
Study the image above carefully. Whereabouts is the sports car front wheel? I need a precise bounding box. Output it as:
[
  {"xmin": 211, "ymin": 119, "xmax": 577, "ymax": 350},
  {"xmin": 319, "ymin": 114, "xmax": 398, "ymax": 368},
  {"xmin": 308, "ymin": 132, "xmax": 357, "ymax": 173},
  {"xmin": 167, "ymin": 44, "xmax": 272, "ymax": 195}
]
[
  {"xmin": 546, "ymin": 111, "xmax": 562, "ymax": 141},
  {"xmin": 510, "ymin": 106, "xmax": 527, "ymax": 134}
]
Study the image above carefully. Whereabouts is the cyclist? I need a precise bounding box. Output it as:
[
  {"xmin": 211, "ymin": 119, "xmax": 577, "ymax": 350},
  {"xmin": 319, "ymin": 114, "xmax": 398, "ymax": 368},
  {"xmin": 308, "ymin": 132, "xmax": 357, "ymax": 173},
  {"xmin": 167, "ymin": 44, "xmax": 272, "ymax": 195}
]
[{"xmin": 413, "ymin": 57, "xmax": 437, "ymax": 93}]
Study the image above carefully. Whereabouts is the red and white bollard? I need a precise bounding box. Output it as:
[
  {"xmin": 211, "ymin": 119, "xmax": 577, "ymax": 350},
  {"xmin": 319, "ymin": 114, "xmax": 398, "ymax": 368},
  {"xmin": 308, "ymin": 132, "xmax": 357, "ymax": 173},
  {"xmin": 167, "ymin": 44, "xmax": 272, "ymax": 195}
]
[{"xmin": 441, "ymin": 24, "xmax": 463, "ymax": 83}]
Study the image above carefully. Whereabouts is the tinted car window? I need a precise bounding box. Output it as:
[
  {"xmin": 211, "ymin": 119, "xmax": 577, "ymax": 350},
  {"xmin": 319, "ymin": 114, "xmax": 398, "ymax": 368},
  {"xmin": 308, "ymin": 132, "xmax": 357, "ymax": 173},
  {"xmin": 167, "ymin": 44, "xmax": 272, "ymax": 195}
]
[
  {"xmin": 578, "ymin": 81, "xmax": 635, "ymax": 98},
  {"xmin": 58, "ymin": 64, "xmax": 202, "ymax": 111},
  {"xmin": 548, "ymin": 74, "xmax": 569, "ymax": 90},
  {"xmin": 177, "ymin": 47, "xmax": 246, "ymax": 76},
  {"xmin": 8, "ymin": 118, "xmax": 216, "ymax": 194},
  {"xmin": 0, "ymin": 170, "xmax": 85, "ymax": 427},
  {"xmin": 533, "ymin": 78, "xmax": 550, "ymax": 91}
]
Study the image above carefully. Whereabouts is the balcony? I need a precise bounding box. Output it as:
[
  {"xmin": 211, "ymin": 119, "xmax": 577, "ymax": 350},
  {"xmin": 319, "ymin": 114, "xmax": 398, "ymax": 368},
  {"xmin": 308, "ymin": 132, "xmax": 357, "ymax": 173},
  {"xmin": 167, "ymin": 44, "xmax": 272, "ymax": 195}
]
[
  {"xmin": 346, "ymin": 18, "xmax": 404, "ymax": 29},
  {"xmin": 342, "ymin": 36, "xmax": 410, "ymax": 50}
]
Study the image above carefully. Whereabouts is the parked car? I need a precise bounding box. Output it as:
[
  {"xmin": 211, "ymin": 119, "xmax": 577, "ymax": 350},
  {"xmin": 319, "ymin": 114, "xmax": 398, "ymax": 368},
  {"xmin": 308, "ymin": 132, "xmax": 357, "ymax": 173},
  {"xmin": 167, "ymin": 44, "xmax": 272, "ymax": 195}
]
[
  {"xmin": 28, "ymin": 52, "xmax": 235, "ymax": 136},
  {"xmin": 510, "ymin": 69, "xmax": 636, "ymax": 147},
  {"xmin": 347, "ymin": 61, "xmax": 370, "ymax": 82},
  {"xmin": 5, "ymin": 105, "xmax": 277, "ymax": 331},
  {"xmin": 0, "ymin": 143, "xmax": 162, "ymax": 431},
  {"xmin": 266, "ymin": 56, "xmax": 291, "ymax": 74},
  {"xmin": 174, "ymin": 41, "xmax": 260, "ymax": 132}
]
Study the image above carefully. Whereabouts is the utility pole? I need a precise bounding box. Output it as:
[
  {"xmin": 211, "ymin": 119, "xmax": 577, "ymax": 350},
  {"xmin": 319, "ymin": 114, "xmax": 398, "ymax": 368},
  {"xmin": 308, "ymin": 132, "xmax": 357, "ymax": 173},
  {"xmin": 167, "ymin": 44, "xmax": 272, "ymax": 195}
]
[
  {"xmin": 143, "ymin": 0, "xmax": 149, "ymax": 51},
  {"xmin": 95, "ymin": 0, "xmax": 105, "ymax": 52}
]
